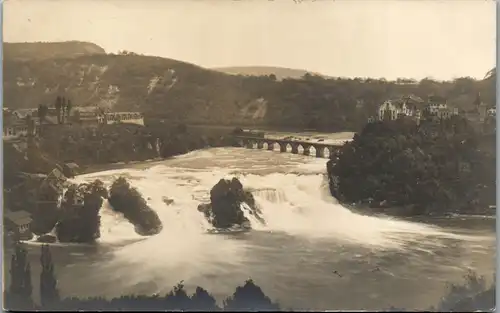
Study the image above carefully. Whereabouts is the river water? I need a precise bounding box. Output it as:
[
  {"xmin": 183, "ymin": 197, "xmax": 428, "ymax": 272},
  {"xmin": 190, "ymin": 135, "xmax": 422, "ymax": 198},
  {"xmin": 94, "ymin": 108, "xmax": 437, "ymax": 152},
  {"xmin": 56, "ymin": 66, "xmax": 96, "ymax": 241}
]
[{"xmin": 5, "ymin": 132, "xmax": 495, "ymax": 310}]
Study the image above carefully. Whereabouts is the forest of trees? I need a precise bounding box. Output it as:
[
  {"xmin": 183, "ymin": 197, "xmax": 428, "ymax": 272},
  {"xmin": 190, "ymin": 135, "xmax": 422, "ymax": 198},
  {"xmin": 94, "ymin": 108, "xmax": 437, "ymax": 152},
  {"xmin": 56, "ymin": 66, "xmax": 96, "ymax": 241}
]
[
  {"xmin": 327, "ymin": 117, "xmax": 496, "ymax": 216},
  {"xmin": 4, "ymin": 243, "xmax": 494, "ymax": 311}
]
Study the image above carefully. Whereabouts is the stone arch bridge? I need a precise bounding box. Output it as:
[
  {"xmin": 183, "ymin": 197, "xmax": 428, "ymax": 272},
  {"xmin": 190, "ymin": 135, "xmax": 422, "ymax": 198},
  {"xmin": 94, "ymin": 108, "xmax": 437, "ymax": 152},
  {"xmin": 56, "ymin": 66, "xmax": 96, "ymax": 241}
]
[{"xmin": 234, "ymin": 136, "xmax": 344, "ymax": 158}]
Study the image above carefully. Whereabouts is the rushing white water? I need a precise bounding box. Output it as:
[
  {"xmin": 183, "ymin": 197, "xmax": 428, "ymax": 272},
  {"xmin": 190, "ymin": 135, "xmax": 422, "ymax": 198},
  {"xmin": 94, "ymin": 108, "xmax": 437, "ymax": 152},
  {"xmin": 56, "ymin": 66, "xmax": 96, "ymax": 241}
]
[{"xmin": 57, "ymin": 145, "xmax": 489, "ymax": 296}]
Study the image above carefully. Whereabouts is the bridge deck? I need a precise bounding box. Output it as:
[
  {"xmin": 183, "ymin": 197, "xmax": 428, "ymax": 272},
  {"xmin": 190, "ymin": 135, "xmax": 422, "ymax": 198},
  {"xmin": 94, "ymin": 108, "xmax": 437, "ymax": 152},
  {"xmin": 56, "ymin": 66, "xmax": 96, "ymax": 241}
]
[{"xmin": 234, "ymin": 136, "xmax": 345, "ymax": 147}]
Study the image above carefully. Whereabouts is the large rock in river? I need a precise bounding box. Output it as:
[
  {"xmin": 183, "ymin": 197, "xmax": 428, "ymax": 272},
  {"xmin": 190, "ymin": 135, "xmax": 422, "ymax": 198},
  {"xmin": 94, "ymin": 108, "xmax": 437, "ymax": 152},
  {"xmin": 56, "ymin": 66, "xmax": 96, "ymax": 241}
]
[
  {"xmin": 55, "ymin": 180, "xmax": 107, "ymax": 243},
  {"xmin": 108, "ymin": 177, "xmax": 163, "ymax": 236},
  {"xmin": 198, "ymin": 177, "xmax": 265, "ymax": 231}
]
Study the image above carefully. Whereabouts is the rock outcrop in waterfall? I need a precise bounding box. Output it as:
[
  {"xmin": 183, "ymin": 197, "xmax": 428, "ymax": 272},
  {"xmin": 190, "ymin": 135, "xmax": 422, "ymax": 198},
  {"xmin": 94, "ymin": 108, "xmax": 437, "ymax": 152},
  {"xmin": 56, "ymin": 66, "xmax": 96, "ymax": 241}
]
[
  {"xmin": 198, "ymin": 178, "xmax": 265, "ymax": 232},
  {"xmin": 55, "ymin": 180, "xmax": 108, "ymax": 243},
  {"xmin": 108, "ymin": 177, "xmax": 163, "ymax": 236}
]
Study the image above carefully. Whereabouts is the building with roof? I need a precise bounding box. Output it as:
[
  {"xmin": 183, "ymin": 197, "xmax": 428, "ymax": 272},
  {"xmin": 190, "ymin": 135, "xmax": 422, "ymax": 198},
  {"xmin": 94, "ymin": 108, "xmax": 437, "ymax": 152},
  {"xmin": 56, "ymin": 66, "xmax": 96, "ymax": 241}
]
[
  {"xmin": 62, "ymin": 162, "xmax": 80, "ymax": 178},
  {"xmin": 41, "ymin": 167, "xmax": 67, "ymax": 192},
  {"xmin": 103, "ymin": 112, "xmax": 144, "ymax": 126},
  {"xmin": 421, "ymin": 95, "xmax": 459, "ymax": 121},
  {"xmin": 3, "ymin": 109, "xmax": 36, "ymax": 141},
  {"xmin": 377, "ymin": 95, "xmax": 424, "ymax": 122},
  {"xmin": 4, "ymin": 210, "xmax": 33, "ymax": 240},
  {"xmin": 70, "ymin": 106, "xmax": 102, "ymax": 126}
]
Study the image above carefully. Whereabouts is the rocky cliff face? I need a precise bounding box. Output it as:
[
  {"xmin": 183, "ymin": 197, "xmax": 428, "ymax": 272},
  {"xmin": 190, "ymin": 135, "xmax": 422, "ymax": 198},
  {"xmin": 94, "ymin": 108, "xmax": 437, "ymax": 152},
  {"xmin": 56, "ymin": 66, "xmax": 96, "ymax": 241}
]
[{"xmin": 4, "ymin": 47, "xmax": 271, "ymax": 126}]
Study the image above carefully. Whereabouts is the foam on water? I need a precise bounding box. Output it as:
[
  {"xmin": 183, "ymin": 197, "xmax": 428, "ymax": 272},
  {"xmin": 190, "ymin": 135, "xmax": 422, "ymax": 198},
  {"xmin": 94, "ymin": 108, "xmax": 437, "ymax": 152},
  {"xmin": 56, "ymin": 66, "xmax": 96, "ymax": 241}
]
[{"xmin": 65, "ymin": 147, "xmax": 486, "ymax": 294}]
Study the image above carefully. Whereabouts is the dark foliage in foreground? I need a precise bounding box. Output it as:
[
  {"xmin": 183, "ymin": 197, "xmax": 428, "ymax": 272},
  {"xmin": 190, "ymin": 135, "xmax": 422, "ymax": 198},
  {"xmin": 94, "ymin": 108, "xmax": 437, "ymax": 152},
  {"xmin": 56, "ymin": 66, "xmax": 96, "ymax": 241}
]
[
  {"xmin": 4, "ymin": 243, "xmax": 495, "ymax": 312},
  {"xmin": 108, "ymin": 177, "xmax": 163, "ymax": 236},
  {"xmin": 328, "ymin": 117, "xmax": 495, "ymax": 216}
]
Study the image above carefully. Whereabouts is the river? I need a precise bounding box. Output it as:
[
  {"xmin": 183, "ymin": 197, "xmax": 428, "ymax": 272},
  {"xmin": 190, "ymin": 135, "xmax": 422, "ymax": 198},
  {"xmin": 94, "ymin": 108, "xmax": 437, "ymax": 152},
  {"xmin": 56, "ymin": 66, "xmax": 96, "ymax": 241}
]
[{"xmin": 4, "ymin": 132, "xmax": 495, "ymax": 310}]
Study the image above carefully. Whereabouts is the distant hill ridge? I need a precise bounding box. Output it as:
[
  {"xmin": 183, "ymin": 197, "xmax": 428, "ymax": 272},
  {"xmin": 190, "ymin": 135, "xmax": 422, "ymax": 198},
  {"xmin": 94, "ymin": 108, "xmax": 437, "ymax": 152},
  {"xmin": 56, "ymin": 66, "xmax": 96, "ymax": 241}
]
[
  {"xmin": 3, "ymin": 41, "xmax": 495, "ymax": 132},
  {"xmin": 213, "ymin": 66, "xmax": 327, "ymax": 80},
  {"xmin": 4, "ymin": 41, "xmax": 106, "ymax": 61}
]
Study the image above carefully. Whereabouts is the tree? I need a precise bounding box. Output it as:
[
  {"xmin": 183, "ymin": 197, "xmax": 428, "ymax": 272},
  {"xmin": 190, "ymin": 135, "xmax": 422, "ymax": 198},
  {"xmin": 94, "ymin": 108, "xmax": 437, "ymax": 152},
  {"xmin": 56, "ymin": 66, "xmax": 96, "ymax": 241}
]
[
  {"xmin": 25, "ymin": 114, "xmax": 35, "ymax": 137},
  {"xmin": 37, "ymin": 104, "xmax": 48, "ymax": 135},
  {"xmin": 223, "ymin": 279, "xmax": 279, "ymax": 311},
  {"xmin": 66, "ymin": 99, "xmax": 73, "ymax": 121},
  {"xmin": 8, "ymin": 242, "xmax": 33, "ymax": 309},
  {"xmin": 40, "ymin": 244, "xmax": 59, "ymax": 307},
  {"xmin": 55, "ymin": 96, "xmax": 62, "ymax": 124},
  {"xmin": 190, "ymin": 287, "xmax": 219, "ymax": 310},
  {"xmin": 61, "ymin": 97, "xmax": 67, "ymax": 124}
]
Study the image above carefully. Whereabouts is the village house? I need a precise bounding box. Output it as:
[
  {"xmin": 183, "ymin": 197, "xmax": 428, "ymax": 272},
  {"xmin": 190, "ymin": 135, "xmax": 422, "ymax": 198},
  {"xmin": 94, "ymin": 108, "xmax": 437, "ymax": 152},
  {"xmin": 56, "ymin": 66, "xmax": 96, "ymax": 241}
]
[
  {"xmin": 40, "ymin": 167, "xmax": 68, "ymax": 194},
  {"xmin": 71, "ymin": 106, "xmax": 102, "ymax": 126},
  {"xmin": 422, "ymin": 95, "xmax": 459, "ymax": 120},
  {"xmin": 62, "ymin": 162, "xmax": 80, "ymax": 178},
  {"xmin": 3, "ymin": 108, "xmax": 35, "ymax": 141},
  {"xmin": 37, "ymin": 167, "xmax": 69, "ymax": 210},
  {"xmin": 4, "ymin": 209, "xmax": 33, "ymax": 241},
  {"xmin": 375, "ymin": 95, "xmax": 424, "ymax": 122}
]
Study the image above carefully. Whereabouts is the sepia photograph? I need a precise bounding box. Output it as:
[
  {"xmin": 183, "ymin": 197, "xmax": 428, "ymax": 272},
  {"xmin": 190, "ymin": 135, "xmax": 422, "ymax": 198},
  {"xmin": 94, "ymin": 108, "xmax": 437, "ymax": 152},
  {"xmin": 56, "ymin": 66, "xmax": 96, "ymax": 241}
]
[{"xmin": 2, "ymin": 0, "xmax": 496, "ymax": 311}]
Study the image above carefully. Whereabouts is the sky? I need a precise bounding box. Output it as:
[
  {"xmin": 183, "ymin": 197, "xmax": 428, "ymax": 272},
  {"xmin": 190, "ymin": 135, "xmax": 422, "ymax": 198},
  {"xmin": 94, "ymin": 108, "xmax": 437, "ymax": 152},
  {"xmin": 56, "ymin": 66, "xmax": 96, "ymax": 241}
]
[{"xmin": 4, "ymin": 0, "xmax": 497, "ymax": 80}]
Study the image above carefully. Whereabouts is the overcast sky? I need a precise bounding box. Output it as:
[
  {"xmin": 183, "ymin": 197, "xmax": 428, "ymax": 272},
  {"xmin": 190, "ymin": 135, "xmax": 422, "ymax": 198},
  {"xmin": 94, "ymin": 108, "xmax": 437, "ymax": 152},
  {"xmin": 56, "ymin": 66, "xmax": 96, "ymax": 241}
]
[{"xmin": 4, "ymin": 0, "xmax": 496, "ymax": 80}]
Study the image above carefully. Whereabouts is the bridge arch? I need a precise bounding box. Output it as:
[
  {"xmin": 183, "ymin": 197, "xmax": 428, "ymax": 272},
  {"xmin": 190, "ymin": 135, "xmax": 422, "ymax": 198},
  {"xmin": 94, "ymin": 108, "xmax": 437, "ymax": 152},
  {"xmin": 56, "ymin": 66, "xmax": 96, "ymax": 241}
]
[
  {"xmin": 308, "ymin": 145, "xmax": 316, "ymax": 157},
  {"xmin": 277, "ymin": 142, "xmax": 286, "ymax": 152},
  {"xmin": 312, "ymin": 146, "xmax": 329, "ymax": 158},
  {"xmin": 302, "ymin": 144, "xmax": 312, "ymax": 156},
  {"xmin": 266, "ymin": 141, "xmax": 276, "ymax": 151},
  {"xmin": 296, "ymin": 144, "xmax": 304, "ymax": 155}
]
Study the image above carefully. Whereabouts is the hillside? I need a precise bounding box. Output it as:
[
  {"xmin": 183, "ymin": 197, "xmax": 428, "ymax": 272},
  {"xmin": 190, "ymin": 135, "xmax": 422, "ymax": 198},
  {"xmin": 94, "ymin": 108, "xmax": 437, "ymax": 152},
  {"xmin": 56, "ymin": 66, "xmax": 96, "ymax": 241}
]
[
  {"xmin": 212, "ymin": 66, "xmax": 326, "ymax": 80},
  {"xmin": 4, "ymin": 42, "xmax": 495, "ymax": 132},
  {"xmin": 4, "ymin": 41, "xmax": 106, "ymax": 61}
]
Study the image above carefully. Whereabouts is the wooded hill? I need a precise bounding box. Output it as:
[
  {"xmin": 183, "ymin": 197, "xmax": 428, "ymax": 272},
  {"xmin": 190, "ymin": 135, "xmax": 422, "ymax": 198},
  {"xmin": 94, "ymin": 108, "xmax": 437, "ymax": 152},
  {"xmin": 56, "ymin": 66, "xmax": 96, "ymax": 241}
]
[{"xmin": 4, "ymin": 41, "xmax": 495, "ymax": 132}]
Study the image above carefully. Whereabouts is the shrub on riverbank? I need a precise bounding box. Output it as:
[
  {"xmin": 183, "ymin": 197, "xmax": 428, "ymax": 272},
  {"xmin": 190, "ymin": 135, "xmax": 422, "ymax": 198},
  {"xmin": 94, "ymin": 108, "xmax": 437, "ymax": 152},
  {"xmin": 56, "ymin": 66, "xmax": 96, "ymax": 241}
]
[
  {"xmin": 55, "ymin": 180, "xmax": 107, "ymax": 243},
  {"xmin": 327, "ymin": 117, "xmax": 495, "ymax": 216},
  {"xmin": 108, "ymin": 177, "xmax": 163, "ymax": 236},
  {"xmin": 435, "ymin": 270, "xmax": 495, "ymax": 312},
  {"xmin": 198, "ymin": 178, "xmax": 265, "ymax": 230}
]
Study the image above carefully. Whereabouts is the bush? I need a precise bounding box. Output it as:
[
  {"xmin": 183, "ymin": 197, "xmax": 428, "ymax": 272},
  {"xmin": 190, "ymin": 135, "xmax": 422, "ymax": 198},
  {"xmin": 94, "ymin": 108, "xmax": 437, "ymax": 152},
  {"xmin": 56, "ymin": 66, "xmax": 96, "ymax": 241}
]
[
  {"xmin": 436, "ymin": 270, "xmax": 495, "ymax": 312},
  {"xmin": 108, "ymin": 177, "xmax": 163, "ymax": 236}
]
